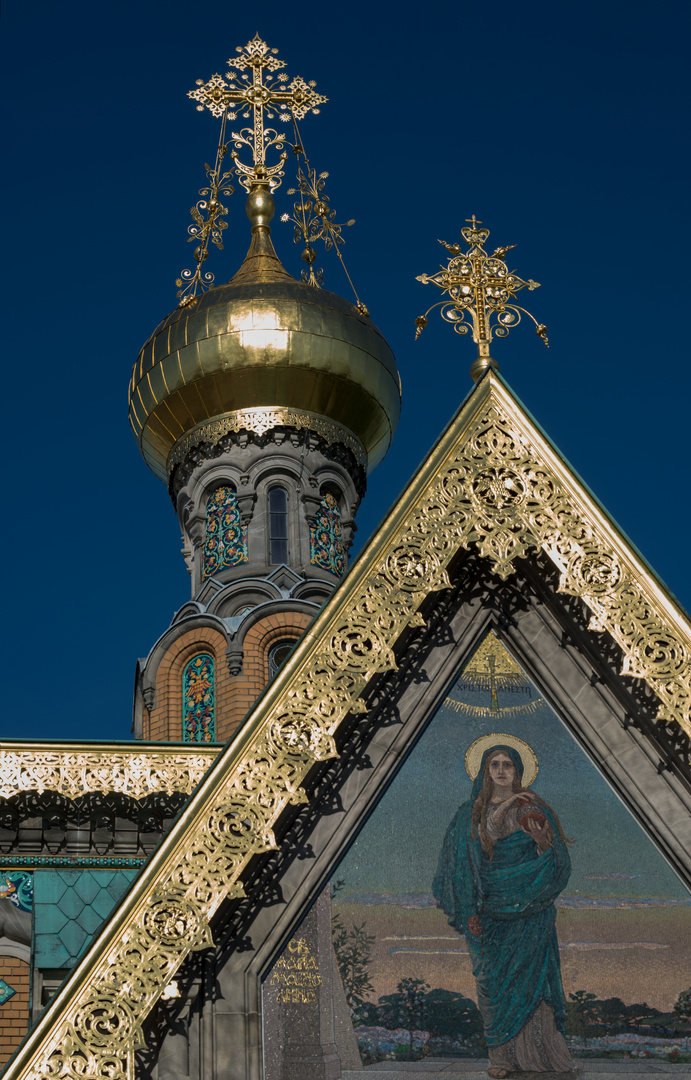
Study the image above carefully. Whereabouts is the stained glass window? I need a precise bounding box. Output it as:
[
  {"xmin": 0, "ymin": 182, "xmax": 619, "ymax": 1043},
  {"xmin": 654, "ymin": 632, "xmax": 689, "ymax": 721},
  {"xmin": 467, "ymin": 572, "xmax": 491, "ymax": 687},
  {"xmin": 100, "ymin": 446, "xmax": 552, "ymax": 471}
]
[
  {"xmin": 182, "ymin": 653, "xmax": 215, "ymax": 742},
  {"xmin": 268, "ymin": 487, "xmax": 289, "ymax": 564},
  {"xmin": 203, "ymin": 486, "xmax": 248, "ymax": 580},
  {"xmin": 310, "ymin": 491, "xmax": 345, "ymax": 576}
]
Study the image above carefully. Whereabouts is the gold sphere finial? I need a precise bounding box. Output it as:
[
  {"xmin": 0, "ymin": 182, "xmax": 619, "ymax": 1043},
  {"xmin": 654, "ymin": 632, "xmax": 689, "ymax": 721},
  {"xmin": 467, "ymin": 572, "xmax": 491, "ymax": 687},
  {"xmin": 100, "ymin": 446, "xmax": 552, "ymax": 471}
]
[{"xmin": 469, "ymin": 344, "xmax": 500, "ymax": 383}]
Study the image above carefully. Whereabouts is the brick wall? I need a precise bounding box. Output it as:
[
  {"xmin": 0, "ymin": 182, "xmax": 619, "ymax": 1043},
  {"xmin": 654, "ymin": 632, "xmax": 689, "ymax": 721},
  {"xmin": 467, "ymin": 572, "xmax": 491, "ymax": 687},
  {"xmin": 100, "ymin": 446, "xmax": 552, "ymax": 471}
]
[
  {"xmin": 143, "ymin": 627, "xmax": 227, "ymax": 742},
  {"xmin": 218, "ymin": 612, "xmax": 312, "ymax": 741},
  {"xmin": 0, "ymin": 956, "xmax": 29, "ymax": 1067},
  {"xmin": 143, "ymin": 612, "xmax": 312, "ymax": 743}
]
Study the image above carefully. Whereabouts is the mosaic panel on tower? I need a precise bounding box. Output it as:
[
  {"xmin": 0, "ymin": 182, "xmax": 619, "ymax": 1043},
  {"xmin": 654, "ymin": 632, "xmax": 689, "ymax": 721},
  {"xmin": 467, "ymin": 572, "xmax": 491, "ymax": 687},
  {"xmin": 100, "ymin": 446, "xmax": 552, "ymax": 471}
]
[
  {"xmin": 203, "ymin": 486, "xmax": 248, "ymax": 579},
  {"xmin": 310, "ymin": 492, "xmax": 344, "ymax": 577},
  {"xmin": 182, "ymin": 654, "xmax": 216, "ymax": 743}
]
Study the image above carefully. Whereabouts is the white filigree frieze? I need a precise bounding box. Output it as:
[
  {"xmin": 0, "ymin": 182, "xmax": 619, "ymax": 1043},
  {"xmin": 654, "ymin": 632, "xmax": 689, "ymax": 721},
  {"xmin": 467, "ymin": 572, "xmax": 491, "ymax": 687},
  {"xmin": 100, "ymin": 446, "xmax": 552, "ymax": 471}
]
[{"xmin": 0, "ymin": 748, "xmax": 219, "ymax": 801}]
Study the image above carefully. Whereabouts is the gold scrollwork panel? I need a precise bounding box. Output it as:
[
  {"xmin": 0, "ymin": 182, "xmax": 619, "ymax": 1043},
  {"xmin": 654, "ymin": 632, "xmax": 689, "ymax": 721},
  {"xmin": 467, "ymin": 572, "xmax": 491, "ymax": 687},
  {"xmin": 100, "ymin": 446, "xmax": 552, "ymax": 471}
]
[{"xmin": 11, "ymin": 372, "xmax": 691, "ymax": 1080}]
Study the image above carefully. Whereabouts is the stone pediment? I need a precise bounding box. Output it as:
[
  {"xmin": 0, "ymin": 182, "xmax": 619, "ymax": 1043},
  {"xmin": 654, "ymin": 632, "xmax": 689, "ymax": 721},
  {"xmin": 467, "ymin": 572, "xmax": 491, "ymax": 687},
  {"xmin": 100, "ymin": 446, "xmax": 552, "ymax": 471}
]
[
  {"xmin": 7, "ymin": 370, "xmax": 691, "ymax": 1080},
  {"xmin": 265, "ymin": 565, "xmax": 305, "ymax": 595}
]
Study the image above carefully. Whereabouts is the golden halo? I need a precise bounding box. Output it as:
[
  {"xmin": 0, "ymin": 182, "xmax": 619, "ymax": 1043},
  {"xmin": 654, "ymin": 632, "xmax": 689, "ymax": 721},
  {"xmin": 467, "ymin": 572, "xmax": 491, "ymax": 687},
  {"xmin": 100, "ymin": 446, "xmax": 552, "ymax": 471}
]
[{"xmin": 464, "ymin": 733, "xmax": 539, "ymax": 787}]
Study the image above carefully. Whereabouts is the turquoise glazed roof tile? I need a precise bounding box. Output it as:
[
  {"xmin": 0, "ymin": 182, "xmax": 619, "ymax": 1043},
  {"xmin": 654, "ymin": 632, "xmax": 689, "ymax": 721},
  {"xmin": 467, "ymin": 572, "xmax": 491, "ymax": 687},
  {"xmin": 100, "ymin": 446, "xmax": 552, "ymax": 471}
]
[
  {"xmin": 57, "ymin": 921, "xmax": 87, "ymax": 959},
  {"xmin": 56, "ymin": 888, "xmax": 84, "ymax": 920},
  {"xmin": 72, "ymin": 872, "xmax": 101, "ymax": 906},
  {"xmin": 34, "ymin": 869, "xmax": 138, "ymax": 970}
]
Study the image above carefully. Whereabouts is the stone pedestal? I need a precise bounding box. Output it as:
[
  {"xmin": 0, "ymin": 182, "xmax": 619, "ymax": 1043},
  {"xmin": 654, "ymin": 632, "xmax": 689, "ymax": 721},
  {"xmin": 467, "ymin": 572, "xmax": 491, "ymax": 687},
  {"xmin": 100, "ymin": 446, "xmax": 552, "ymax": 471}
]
[{"xmin": 264, "ymin": 884, "xmax": 346, "ymax": 1080}]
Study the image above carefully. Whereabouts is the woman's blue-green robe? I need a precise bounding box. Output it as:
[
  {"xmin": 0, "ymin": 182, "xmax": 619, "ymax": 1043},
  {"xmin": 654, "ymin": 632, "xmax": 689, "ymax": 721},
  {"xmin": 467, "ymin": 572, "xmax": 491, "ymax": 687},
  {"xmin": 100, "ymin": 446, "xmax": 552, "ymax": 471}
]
[{"xmin": 432, "ymin": 747, "xmax": 571, "ymax": 1048}]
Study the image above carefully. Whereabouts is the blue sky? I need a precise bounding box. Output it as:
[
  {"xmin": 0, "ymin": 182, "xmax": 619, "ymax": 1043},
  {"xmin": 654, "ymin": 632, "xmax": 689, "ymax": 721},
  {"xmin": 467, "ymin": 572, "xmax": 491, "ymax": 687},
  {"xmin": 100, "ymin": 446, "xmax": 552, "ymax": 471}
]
[{"xmin": 2, "ymin": 0, "xmax": 690, "ymax": 742}]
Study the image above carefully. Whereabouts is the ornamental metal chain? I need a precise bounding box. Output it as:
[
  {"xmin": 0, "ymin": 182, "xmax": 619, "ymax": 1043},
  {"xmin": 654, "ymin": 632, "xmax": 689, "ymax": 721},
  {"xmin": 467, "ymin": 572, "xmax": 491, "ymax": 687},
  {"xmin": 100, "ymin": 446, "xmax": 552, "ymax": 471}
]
[
  {"xmin": 281, "ymin": 152, "xmax": 355, "ymax": 289},
  {"xmin": 279, "ymin": 115, "xmax": 369, "ymax": 314},
  {"xmin": 415, "ymin": 217, "xmax": 548, "ymax": 378},
  {"xmin": 176, "ymin": 112, "xmax": 235, "ymax": 307}
]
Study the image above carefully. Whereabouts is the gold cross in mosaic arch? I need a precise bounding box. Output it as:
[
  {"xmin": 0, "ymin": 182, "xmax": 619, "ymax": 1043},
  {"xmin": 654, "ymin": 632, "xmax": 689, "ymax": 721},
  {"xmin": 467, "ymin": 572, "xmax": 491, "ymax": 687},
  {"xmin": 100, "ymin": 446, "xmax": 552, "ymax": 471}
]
[
  {"xmin": 444, "ymin": 633, "xmax": 543, "ymax": 719},
  {"xmin": 188, "ymin": 34, "xmax": 327, "ymax": 191},
  {"xmin": 462, "ymin": 634, "xmax": 524, "ymax": 715}
]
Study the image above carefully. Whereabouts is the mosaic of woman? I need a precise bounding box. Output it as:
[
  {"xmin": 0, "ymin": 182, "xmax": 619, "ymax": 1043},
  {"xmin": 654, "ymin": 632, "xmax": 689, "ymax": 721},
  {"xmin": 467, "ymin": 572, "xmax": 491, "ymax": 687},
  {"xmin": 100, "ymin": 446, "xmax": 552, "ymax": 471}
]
[{"xmin": 433, "ymin": 735, "xmax": 579, "ymax": 1078}]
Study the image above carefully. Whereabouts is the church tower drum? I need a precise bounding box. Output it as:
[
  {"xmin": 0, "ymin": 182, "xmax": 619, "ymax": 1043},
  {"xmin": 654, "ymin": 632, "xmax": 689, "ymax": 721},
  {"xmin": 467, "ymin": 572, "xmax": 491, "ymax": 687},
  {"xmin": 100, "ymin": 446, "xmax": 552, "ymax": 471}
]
[{"xmin": 128, "ymin": 39, "xmax": 400, "ymax": 744}]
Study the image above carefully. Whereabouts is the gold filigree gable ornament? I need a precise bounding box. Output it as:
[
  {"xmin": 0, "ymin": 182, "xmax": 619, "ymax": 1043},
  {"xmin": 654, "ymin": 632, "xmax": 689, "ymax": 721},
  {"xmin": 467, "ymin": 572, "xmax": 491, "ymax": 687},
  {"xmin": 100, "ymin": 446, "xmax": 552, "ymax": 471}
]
[
  {"xmin": 415, "ymin": 216, "xmax": 548, "ymax": 381},
  {"xmin": 10, "ymin": 374, "xmax": 691, "ymax": 1080}
]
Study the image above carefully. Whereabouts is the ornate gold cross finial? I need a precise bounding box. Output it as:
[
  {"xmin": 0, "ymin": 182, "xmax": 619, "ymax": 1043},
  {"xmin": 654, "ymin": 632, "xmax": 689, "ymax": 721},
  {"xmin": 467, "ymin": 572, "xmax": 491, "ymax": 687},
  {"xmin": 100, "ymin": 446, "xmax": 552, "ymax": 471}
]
[
  {"xmin": 415, "ymin": 220, "xmax": 548, "ymax": 382},
  {"xmin": 176, "ymin": 36, "xmax": 327, "ymax": 307},
  {"xmin": 188, "ymin": 34, "xmax": 327, "ymax": 192}
]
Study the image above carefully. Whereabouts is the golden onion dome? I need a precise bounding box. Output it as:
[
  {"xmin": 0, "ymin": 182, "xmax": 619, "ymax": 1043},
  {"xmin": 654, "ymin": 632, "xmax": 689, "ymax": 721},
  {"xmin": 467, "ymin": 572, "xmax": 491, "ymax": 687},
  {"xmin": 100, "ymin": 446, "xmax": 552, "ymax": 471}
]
[{"xmin": 128, "ymin": 211, "xmax": 401, "ymax": 481}]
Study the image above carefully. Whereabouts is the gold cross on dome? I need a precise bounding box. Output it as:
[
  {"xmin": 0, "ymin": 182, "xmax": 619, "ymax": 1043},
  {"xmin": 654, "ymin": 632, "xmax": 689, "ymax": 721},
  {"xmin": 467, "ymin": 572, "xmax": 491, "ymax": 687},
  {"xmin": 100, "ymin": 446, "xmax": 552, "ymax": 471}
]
[{"xmin": 188, "ymin": 35, "xmax": 327, "ymax": 191}]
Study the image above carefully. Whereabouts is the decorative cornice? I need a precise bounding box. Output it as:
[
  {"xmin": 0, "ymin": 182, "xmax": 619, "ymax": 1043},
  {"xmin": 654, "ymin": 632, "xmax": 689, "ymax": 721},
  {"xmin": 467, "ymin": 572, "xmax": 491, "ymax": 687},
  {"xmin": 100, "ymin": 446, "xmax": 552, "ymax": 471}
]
[
  {"xmin": 0, "ymin": 857, "xmax": 146, "ymax": 869},
  {"xmin": 9, "ymin": 371, "xmax": 691, "ymax": 1080},
  {"xmin": 166, "ymin": 407, "xmax": 366, "ymax": 473},
  {"xmin": 0, "ymin": 745, "xmax": 220, "ymax": 802}
]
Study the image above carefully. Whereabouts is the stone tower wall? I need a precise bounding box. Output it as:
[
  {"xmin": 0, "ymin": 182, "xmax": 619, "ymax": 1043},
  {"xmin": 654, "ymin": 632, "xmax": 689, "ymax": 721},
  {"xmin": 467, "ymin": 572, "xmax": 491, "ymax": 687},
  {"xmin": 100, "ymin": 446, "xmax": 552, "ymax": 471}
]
[{"xmin": 135, "ymin": 428, "xmax": 362, "ymax": 745}]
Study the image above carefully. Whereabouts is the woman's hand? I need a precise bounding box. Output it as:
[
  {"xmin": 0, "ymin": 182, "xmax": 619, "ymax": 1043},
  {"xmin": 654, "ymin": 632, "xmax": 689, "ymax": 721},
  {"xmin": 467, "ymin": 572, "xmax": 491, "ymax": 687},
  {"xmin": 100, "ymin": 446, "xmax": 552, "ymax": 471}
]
[
  {"xmin": 494, "ymin": 792, "xmax": 531, "ymax": 824},
  {"xmin": 505, "ymin": 793, "xmax": 532, "ymax": 807},
  {"xmin": 524, "ymin": 817, "xmax": 552, "ymax": 851}
]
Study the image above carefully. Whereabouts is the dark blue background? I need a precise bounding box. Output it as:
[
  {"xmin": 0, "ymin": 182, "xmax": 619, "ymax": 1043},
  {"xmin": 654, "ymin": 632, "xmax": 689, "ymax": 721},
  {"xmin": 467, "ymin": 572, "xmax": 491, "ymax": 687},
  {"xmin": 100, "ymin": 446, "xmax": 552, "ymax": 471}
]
[{"xmin": 3, "ymin": 1, "xmax": 688, "ymax": 740}]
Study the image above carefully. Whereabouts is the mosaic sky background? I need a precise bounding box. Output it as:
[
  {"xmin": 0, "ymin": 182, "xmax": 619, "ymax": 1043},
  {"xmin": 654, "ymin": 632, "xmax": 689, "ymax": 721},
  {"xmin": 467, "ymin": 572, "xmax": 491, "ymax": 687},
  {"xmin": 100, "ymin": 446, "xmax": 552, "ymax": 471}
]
[
  {"xmin": 2, "ymin": 0, "xmax": 690, "ymax": 742},
  {"xmin": 335, "ymin": 641, "xmax": 689, "ymax": 903}
]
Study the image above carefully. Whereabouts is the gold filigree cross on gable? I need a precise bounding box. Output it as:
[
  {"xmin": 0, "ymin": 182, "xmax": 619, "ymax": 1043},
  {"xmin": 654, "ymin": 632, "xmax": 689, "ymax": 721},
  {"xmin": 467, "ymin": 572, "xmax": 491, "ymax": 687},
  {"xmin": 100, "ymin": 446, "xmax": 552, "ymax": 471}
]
[
  {"xmin": 188, "ymin": 34, "xmax": 327, "ymax": 191},
  {"xmin": 415, "ymin": 219, "xmax": 549, "ymax": 381}
]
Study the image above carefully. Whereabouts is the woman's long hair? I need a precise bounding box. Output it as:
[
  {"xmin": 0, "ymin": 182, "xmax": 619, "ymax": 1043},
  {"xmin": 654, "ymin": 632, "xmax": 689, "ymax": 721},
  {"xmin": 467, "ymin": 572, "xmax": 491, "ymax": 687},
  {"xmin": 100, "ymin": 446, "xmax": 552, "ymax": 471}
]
[{"xmin": 471, "ymin": 749, "xmax": 571, "ymax": 859}]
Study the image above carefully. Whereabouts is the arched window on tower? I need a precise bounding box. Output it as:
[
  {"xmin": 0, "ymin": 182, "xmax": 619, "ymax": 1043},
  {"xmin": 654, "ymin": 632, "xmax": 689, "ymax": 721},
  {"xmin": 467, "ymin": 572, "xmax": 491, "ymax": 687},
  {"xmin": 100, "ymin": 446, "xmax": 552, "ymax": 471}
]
[
  {"xmin": 268, "ymin": 639, "xmax": 296, "ymax": 679},
  {"xmin": 203, "ymin": 485, "xmax": 248, "ymax": 580},
  {"xmin": 182, "ymin": 653, "xmax": 215, "ymax": 742},
  {"xmin": 310, "ymin": 488, "xmax": 345, "ymax": 577},
  {"xmin": 268, "ymin": 487, "xmax": 289, "ymax": 564}
]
